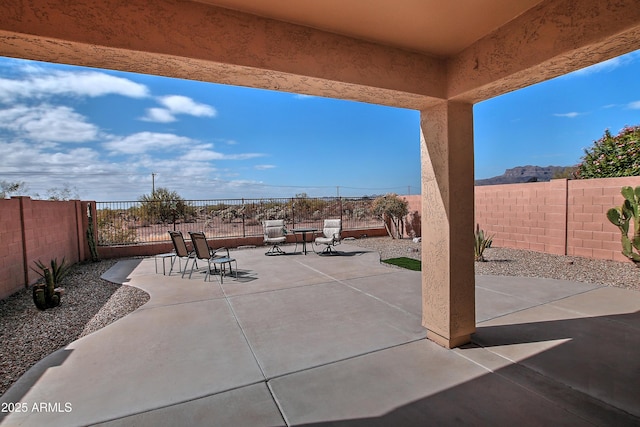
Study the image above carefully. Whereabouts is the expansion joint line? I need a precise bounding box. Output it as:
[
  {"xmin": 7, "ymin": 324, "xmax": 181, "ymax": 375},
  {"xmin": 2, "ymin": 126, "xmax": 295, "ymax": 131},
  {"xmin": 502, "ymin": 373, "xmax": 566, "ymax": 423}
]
[
  {"xmin": 216, "ymin": 280, "xmax": 290, "ymax": 425},
  {"xmin": 295, "ymin": 259, "xmax": 418, "ymax": 319},
  {"xmin": 216, "ymin": 281, "xmax": 267, "ymax": 379}
]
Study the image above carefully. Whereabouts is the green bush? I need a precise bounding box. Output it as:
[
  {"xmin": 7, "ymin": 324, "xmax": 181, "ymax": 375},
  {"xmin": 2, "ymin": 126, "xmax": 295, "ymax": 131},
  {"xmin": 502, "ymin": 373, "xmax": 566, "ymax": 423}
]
[
  {"xmin": 139, "ymin": 188, "xmax": 189, "ymax": 224},
  {"xmin": 577, "ymin": 125, "xmax": 640, "ymax": 179}
]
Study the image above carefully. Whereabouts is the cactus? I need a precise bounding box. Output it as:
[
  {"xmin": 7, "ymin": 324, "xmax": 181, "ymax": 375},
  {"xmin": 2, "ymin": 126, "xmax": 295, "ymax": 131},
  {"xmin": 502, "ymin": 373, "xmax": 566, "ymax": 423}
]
[
  {"xmin": 474, "ymin": 224, "xmax": 493, "ymax": 262},
  {"xmin": 87, "ymin": 203, "xmax": 100, "ymax": 262},
  {"xmin": 606, "ymin": 186, "xmax": 640, "ymax": 266},
  {"xmin": 33, "ymin": 286, "xmax": 47, "ymax": 310},
  {"xmin": 31, "ymin": 267, "xmax": 63, "ymax": 309},
  {"xmin": 31, "ymin": 259, "xmax": 68, "ymax": 310}
]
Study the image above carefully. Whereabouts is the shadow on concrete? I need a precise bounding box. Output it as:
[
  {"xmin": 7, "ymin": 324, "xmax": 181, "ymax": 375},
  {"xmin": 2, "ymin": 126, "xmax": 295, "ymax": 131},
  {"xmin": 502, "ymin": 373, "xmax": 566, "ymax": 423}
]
[
  {"xmin": 314, "ymin": 250, "xmax": 371, "ymax": 257},
  {"xmin": 100, "ymin": 258, "xmax": 144, "ymax": 284},
  {"xmin": 282, "ymin": 311, "xmax": 639, "ymax": 426},
  {"xmin": 0, "ymin": 349, "xmax": 73, "ymax": 423}
]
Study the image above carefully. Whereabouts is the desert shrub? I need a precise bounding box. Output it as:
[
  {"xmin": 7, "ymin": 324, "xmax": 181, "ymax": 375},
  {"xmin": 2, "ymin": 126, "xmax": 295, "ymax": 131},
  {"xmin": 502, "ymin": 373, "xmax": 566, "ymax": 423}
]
[
  {"xmin": 576, "ymin": 125, "xmax": 640, "ymax": 178},
  {"xmin": 139, "ymin": 188, "xmax": 189, "ymax": 224},
  {"xmin": 372, "ymin": 194, "xmax": 408, "ymax": 239}
]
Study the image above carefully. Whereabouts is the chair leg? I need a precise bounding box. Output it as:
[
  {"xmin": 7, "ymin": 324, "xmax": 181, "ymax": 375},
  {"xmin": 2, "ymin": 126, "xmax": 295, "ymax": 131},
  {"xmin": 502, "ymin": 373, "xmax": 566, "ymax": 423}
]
[
  {"xmin": 188, "ymin": 257, "xmax": 199, "ymax": 279},
  {"xmin": 182, "ymin": 257, "xmax": 190, "ymax": 278},
  {"xmin": 169, "ymin": 256, "xmax": 178, "ymax": 276},
  {"xmin": 204, "ymin": 259, "xmax": 212, "ymax": 282},
  {"xmin": 265, "ymin": 244, "xmax": 285, "ymax": 256},
  {"xmin": 319, "ymin": 244, "xmax": 338, "ymax": 255}
]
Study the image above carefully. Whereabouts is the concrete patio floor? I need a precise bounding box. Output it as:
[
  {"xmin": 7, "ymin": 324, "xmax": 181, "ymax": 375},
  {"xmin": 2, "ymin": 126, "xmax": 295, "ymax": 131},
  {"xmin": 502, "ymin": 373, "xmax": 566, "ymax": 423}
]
[{"xmin": 1, "ymin": 243, "xmax": 639, "ymax": 426}]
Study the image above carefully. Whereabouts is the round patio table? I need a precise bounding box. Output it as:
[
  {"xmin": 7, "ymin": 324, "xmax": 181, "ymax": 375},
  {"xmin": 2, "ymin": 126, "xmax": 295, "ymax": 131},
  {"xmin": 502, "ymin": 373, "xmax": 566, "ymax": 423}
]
[{"xmin": 291, "ymin": 228, "xmax": 318, "ymax": 255}]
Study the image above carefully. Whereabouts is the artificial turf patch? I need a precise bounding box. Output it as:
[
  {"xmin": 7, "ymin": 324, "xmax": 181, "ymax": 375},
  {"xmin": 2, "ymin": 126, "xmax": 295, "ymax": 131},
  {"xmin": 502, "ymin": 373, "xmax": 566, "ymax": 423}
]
[{"xmin": 382, "ymin": 257, "xmax": 421, "ymax": 271}]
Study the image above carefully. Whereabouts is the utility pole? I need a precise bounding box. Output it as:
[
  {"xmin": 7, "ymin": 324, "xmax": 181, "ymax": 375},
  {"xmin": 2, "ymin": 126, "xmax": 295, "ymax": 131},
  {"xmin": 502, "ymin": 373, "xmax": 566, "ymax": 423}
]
[
  {"xmin": 336, "ymin": 186, "xmax": 340, "ymax": 197},
  {"xmin": 152, "ymin": 173, "xmax": 156, "ymax": 195}
]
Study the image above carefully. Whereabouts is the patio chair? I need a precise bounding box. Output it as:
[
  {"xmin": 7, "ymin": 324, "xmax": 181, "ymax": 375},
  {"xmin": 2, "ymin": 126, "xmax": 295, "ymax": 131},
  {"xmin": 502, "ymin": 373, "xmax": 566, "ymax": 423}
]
[
  {"xmin": 263, "ymin": 220, "xmax": 288, "ymax": 255},
  {"xmin": 188, "ymin": 231, "xmax": 236, "ymax": 282},
  {"xmin": 314, "ymin": 219, "xmax": 342, "ymax": 255},
  {"xmin": 167, "ymin": 231, "xmax": 196, "ymax": 277}
]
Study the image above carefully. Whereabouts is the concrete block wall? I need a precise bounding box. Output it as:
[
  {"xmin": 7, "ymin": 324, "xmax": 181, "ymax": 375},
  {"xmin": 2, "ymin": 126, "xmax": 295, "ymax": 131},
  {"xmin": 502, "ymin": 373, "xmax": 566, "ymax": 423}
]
[
  {"xmin": 0, "ymin": 197, "xmax": 88, "ymax": 300},
  {"xmin": 474, "ymin": 176, "xmax": 640, "ymax": 263},
  {"xmin": 475, "ymin": 179, "xmax": 568, "ymax": 255},
  {"xmin": 0, "ymin": 198, "xmax": 25, "ymax": 300},
  {"xmin": 566, "ymin": 177, "xmax": 640, "ymax": 262}
]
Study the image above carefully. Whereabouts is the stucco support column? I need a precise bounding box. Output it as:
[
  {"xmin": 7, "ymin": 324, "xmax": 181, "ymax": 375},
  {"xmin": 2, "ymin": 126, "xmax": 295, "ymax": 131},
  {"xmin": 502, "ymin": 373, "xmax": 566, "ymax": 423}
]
[{"xmin": 420, "ymin": 101, "xmax": 475, "ymax": 348}]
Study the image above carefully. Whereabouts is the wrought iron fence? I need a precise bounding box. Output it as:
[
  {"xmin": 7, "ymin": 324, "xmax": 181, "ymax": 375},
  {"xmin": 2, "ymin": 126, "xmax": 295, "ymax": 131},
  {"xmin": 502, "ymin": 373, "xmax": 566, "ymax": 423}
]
[{"xmin": 95, "ymin": 196, "xmax": 383, "ymax": 246}]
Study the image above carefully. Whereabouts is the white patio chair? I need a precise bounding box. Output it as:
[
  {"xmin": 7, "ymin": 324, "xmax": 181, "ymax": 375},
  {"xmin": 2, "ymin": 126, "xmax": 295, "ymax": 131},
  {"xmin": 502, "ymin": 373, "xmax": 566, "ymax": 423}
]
[
  {"xmin": 263, "ymin": 220, "xmax": 288, "ymax": 255},
  {"xmin": 314, "ymin": 219, "xmax": 342, "ymax": 255}
]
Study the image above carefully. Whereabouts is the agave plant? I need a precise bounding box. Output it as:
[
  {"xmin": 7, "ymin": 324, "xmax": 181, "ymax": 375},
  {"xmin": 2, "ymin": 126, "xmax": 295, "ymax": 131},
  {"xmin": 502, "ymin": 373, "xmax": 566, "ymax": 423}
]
[
  {"xmin": 31, "ymin": 258, "xmax": 70, "ymax": 310},
  {"xmin": 474, "ymin": 224, "xmax": 493, "ymax": 262},
  {"xmin": 32, "ymin": 257, "xmax": 72, "ymax": 285}
]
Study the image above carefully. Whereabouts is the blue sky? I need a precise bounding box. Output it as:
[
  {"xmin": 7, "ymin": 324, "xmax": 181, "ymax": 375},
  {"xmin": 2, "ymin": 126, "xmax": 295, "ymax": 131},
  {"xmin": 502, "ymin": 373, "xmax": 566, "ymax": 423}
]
[{"xmin": 0, "ymin": 49, "xmax": 639, "ymax": 201}]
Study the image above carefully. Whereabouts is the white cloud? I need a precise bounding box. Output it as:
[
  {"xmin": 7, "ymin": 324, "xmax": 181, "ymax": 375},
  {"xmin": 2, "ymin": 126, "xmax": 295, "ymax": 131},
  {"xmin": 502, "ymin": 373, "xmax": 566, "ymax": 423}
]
[
  {"xmin": 224, "ymin": 153, "xmax": 265, "ymax": 160},
  {"xmin": 0, "ymin": 104, "xmax": 99, "ymax": 142},
  {"xmin": 254, "ymin": 164, "xmax": 276, "ymax": 170},
  {"xmin": 0, "ymin": 70, "xmax": 149, "ymax": 103},
  {"xmin": 179, "ymin": 144, "xmax": 227, "ymax": 162},
  {"xmin": 103, "ymin": 132, "xmax": 194, "ymax": 154},
  {"xmin": 553, "ymin": 112, "xmax": 582, "ymax": 118},
  {"xmin": 0, "ymin": 141, "xmax": 117, "ymax": 177},
  {"xmin": 160, "ymin": 95, "xmax": 216, "ymax": 117},
  {"xmin": 142, "ymin": 108, "xmax": 177, "ymax": 123},
  {"xmin": 178, "ymin": 144, "xmax": 265, "ymax": 162},
  {"xmin": 142, "ymin": 95, "xmax": 216, "ymax": 122},
  {"xmin": 0, "ymin": 139, "xmax": 120, "ymax": 198},
  {"xmin": 628, "ymin": 101, "xmax": 640, "ymax": 109}
]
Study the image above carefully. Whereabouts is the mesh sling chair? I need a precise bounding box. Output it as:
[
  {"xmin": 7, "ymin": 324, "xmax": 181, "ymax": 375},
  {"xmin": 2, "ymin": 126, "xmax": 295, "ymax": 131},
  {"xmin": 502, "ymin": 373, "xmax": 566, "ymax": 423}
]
[
  {"xmin": 314, "ymin": 219, "xmax": 342, "ymax": 255},
  {"xmin": 263, "ymin": 220, "xmax": 288, "ymax": 255},
  {"xmin": 188, "ymin": 231, "xmax": 236, "ymax": 282},
  {"xmin": 168, "ymin": 231, "xmax": 196, "ymax": 277}
]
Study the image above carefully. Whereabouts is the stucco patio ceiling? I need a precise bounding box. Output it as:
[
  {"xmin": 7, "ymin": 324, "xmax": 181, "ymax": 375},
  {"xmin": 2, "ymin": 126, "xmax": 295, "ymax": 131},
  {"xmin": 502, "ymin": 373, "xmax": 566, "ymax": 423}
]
[
  {"xmin": 195, "ymin": 0, "xmax": 544, "ymax": 57},
  {"xmin": 2, "ymin": 0, "xmax": 640, "ymax": 108}
]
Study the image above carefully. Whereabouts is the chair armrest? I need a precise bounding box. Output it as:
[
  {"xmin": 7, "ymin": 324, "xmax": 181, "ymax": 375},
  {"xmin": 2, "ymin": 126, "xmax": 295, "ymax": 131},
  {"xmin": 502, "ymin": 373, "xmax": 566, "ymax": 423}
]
[{"xmin": 212, "ymin": 247, "xmax": 230, "ymax": 258}]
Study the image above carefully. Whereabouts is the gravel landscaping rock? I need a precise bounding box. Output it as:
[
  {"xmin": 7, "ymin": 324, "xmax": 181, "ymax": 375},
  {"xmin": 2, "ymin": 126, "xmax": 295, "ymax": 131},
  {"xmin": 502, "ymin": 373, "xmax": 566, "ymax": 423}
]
[
  {"xmin": 350, "ymin": 236, "xmax": 640, "ymax": 291},
  {"xmin": 0, "ymin": 260, "xmax": 149, "ymax": 396}
]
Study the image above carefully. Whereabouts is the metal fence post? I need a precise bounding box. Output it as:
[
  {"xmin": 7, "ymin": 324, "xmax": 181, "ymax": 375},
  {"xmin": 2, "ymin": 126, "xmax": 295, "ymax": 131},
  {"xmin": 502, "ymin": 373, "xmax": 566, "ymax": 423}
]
[{"xmin": 242, "ymin": 198, "xmax": 246, "ymax": 237}]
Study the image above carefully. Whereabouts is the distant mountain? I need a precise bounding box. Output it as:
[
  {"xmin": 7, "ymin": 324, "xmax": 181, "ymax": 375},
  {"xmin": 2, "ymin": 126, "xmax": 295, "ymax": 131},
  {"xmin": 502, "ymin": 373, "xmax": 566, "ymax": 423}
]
[{"xmin": 475, "ymin": 165, "xmax": 572, "ymax": 186}]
